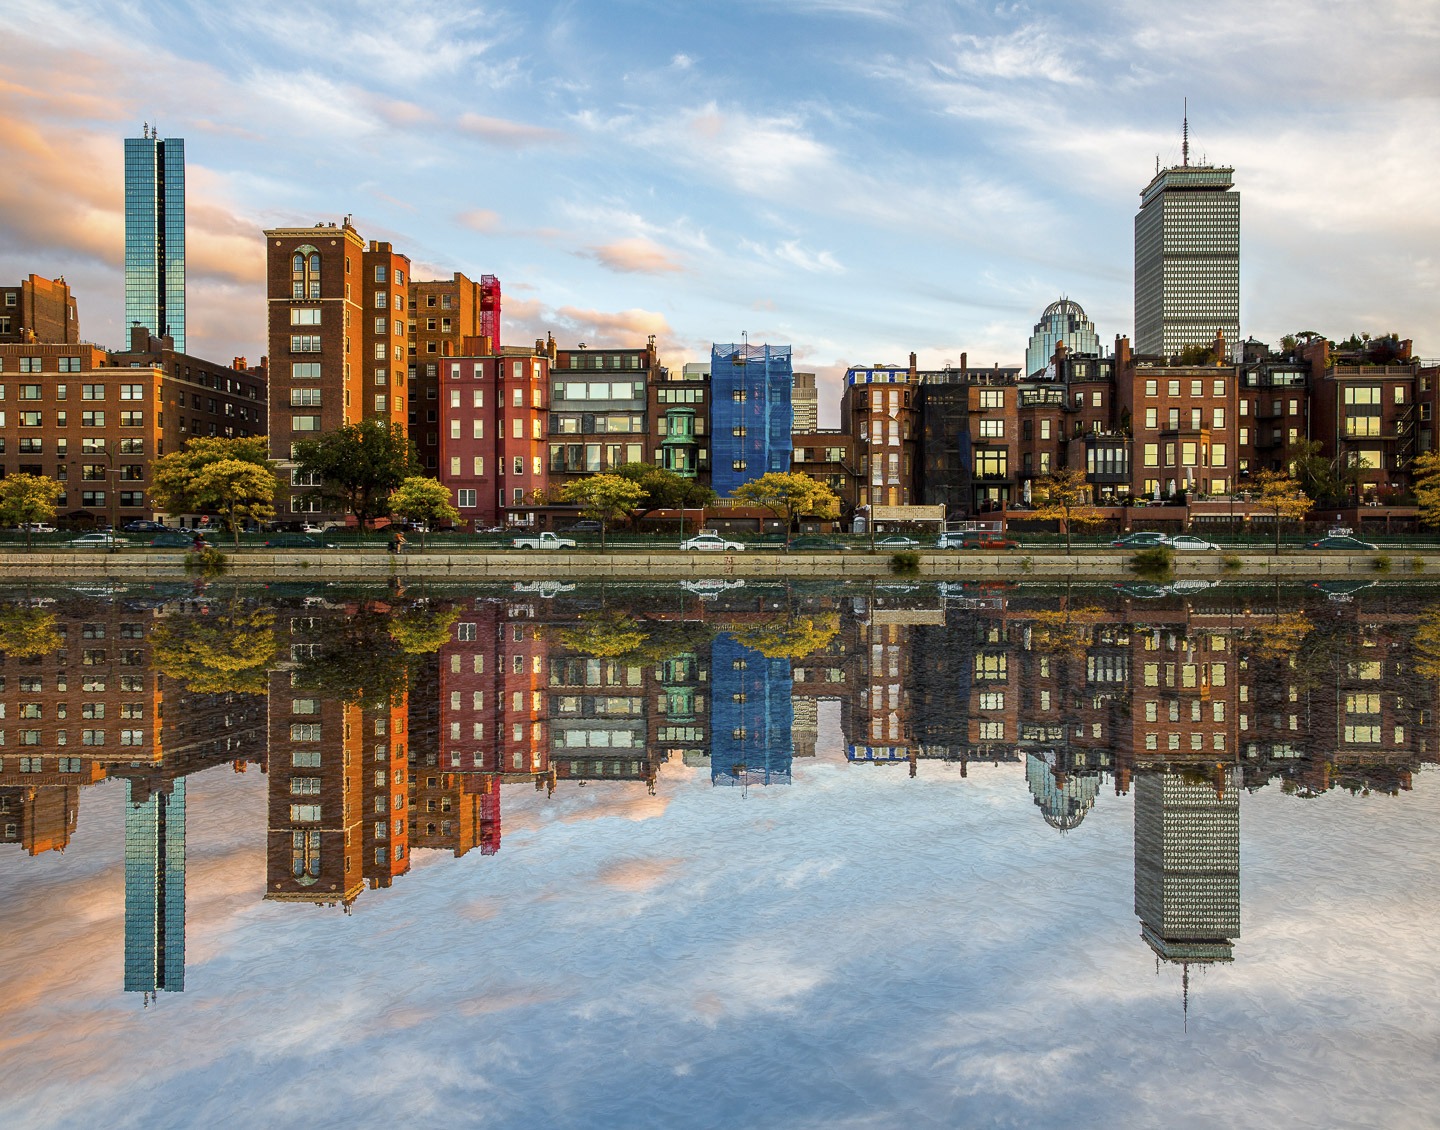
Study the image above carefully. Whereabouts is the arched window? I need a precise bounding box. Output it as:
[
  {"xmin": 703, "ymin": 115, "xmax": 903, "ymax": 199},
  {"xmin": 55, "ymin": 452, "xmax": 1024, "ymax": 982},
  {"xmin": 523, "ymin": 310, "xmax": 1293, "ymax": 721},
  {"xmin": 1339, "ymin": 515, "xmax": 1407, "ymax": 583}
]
[
  {"xmin": 292, "ymin": 245, "xmax": 322, "ymax": 299},
  {"xmin": 291, "ymin": 830, "xmax": 321, "ymax": 883}
]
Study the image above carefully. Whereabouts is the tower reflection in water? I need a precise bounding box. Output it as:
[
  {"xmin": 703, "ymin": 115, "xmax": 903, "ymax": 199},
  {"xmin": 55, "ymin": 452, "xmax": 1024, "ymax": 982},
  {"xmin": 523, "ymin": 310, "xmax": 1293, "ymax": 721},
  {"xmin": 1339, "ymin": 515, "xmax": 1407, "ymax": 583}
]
[{"xmin": 0, "ymin": 581, "xmax": 1435, "ymax": 1000}]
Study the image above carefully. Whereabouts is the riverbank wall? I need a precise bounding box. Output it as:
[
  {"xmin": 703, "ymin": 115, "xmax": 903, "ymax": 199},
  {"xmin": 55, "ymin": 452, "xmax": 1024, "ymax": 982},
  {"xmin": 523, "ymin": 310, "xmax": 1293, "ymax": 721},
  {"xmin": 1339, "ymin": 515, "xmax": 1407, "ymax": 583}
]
[{"xmin": 0, "ymin": 548, "xmax": 1431, "ymax": 583}]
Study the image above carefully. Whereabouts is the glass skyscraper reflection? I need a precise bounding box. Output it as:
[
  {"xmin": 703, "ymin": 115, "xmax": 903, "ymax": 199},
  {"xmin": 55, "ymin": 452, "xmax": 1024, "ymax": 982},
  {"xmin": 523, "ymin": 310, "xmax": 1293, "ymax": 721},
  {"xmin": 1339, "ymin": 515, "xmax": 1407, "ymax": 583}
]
[{"xmin": 124, "ymin": 130, "xmax": 186, "ymax": 352}]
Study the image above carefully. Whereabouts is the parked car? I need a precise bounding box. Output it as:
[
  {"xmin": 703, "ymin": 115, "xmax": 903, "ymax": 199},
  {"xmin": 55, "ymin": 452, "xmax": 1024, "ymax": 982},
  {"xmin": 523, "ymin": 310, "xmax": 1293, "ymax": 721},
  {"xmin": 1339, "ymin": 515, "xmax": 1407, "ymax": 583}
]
[
  {"xmin": 789, "ymin": 536, "xmax": 850, "ymax": 551},
  {"xmin": 874, "ymin": 535, "xmax": 920, "ymax": 548},
  {"xmin": 1111, "ymin": 532, "xmax": 1171, "ymax": 548},
  {"xmin": 1168, "ymin": 535, "xmax": 1221, "ymax": 551},
  {"xmin": 151, "ymin": 532, "xmax": 210, "ymax": 548},
  {"xmin": 263, "ymin": 533, "xmax": 336, "ymax": 549},
  {"xmin": 937, "ymin": 531, "xmax": 1021, "ymax": 550},
  {"xmin": 681, "ymin": 533, "xmax": 745, "ymax": 552},
  {"xmin": 17, "ymin": 523, "xmax": 59, "ymax": 534},
  {"xmin": 122, "ymin": 520, "xmax": 171, "ymax": 533},
  {"xmin": 69, "ymin": 533, "xmax": 129, "ymax": 549},
  {"xmin": 511, "ymin": 532, "xmax": 578, "ymax": 551},
  {"xmin": 562, "ymin": 520, "xmax": 603, "ymax": 533},
  {"xmin": 1305, "ymin": 535, "xmax": 1379, "ymax": 551}
]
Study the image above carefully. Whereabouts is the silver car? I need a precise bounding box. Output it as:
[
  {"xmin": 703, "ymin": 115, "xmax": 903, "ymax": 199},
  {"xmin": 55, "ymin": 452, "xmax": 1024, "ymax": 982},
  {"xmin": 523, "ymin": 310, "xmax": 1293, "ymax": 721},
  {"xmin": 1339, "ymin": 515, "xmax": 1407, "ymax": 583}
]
[{"xmin": 68, "ymin": 533, "xmax": 129, "ymax": 549}]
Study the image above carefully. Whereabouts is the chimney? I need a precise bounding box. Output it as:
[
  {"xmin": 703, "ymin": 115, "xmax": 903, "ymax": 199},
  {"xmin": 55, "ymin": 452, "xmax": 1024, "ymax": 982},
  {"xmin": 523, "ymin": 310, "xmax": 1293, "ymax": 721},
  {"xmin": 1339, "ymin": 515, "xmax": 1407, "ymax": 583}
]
[
  {"xmin": 232, "ymin": 356, "xmax": 247, "ymax": 371},
  {"xmin": 909, "ymin": 351, "xmax": 917, "ymax": 378}
]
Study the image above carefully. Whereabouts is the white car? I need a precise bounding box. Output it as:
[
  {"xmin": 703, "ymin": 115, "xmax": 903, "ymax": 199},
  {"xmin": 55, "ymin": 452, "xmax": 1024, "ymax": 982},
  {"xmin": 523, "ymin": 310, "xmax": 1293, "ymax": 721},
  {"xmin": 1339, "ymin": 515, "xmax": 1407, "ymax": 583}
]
[
  {"xmin": 1168, "ymin": 535, "xmax": 1221, "ymax": 551},
  {"xmin": 69, "ymin": 533, "xmax": 129, "ymax": 549},
  {"xmin": 681, "ymin": 533, "xmax": 745, "ymax": 552}
]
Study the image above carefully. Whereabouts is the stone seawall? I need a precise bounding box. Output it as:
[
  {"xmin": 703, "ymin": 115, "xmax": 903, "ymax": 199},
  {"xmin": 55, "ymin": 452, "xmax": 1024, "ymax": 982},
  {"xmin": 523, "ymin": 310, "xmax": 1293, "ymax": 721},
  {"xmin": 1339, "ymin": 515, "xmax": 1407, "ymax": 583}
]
[{"xmin": 0, "ymin": 548, "xmax": 1427, "ymax": 583}]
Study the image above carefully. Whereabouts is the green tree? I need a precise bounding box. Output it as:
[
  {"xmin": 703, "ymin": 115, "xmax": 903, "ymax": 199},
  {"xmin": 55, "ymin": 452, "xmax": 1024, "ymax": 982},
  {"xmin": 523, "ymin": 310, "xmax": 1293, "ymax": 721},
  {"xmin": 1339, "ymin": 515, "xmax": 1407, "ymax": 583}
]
[
  {"xmin": 612, "ymin": 463, "xmax": 716, "ymax": 532},
  {"xmin": 1254, "ymin": 469, "xmax": 1313, "ymax": 553},
  {"xmin": 0, "ymin": 473, "xmax": 62, "ymax": 549},
  {"xmin": 723, "ymin": 611, "xmax": 839, "ymax": 660},
  {"xmin": 150, "ymin": 437, "xmax": 280, "ymax": 548},
  {"xmin": 0, "ymin": 605, "xmax": 62, "ymax": 658},
  {"xmin": 388, "ymin": 476, "xmax": 461, "ymax": 548},
  {"xmin": 150, "ymin": 604, "xmax": 280, "ymax": 695},
  {"xmin": 1412, "ymin": 452, "xmax": 1440, "ymax": 529},
  {"xmin": 291, "ymin": 601, "xmax": 456, "ymax": 708},
  {"xmin": 730, "ymin": 472, "xmax": 840, "ymax": 551},
  {"xmin": 292, "ymin": 420, "xmax": 419, "ymax": 536},
  {"xmin": 557, "ymin": 474, "xmax": 646, "ymax": 551},
  {"xmin": 1289, "ymin": 440, "xmax": 1339, "ymax": 504},
  {"xmin": 1030, "ymin": 468, "xmax": 1103, "ymax": 555}
]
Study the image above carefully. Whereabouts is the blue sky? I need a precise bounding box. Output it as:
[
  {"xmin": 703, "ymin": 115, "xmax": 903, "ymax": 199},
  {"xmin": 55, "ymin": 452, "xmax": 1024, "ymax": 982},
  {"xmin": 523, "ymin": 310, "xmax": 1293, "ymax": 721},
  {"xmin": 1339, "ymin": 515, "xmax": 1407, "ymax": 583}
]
[{"xmin": 2, "ymin": 0, "xmax": 1437, "ymax": 422}]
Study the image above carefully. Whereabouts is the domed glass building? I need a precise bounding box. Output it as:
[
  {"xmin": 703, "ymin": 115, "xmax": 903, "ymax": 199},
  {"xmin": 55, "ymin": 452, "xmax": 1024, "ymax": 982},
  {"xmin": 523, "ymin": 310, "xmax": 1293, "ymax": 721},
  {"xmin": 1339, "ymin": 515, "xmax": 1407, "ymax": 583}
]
[{"xmin": 1025, "ymin": 298, "xmax": 1100, "ymax": 378}]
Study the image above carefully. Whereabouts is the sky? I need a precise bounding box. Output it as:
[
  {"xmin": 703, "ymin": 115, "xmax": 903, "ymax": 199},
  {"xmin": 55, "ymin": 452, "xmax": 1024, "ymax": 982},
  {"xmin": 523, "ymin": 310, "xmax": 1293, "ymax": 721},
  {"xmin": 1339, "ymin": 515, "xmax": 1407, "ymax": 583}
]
[
  {"xmin": 3, "ymin": 719, "xmax": 1439, "ymax": 1129},
  {"xmin": 2, "ymin": 0, "xmax": 1438, "ymax": 425}
]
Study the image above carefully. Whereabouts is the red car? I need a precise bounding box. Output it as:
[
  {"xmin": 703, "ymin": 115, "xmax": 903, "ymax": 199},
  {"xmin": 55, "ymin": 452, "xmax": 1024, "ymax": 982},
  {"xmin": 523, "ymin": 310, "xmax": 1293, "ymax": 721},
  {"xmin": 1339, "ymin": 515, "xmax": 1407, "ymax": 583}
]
[{"xmin": 938, "ymin": 532, "xmax": 1021, "ymax": 550}]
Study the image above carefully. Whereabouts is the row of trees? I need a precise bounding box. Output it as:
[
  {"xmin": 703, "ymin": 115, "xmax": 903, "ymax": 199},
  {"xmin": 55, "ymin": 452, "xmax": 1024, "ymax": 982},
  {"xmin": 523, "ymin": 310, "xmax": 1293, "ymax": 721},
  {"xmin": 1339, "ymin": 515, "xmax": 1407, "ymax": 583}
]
[
  {"xmin": 1029, "ymin": 466, "xmax": 1318, "ymax": 553},
  {"xmin": 25, "ymin": 412, "xmax": 1440, "ymax": 550}
]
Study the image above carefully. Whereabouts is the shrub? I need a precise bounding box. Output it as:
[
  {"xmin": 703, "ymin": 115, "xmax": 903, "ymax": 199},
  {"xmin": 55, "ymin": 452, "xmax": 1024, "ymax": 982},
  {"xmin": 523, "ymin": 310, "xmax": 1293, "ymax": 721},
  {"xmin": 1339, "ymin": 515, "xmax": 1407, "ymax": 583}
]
[
  {"xmin": 1372, "ymin": 554, "xmax": 1391, "ymax": 573},
  {"xmin": 889, "ymin": 551, "xmax": 921, "ymax": 576},
  {"xmin": 1130, "ymin": 546, "xmax": 1175, "ymax": 580},
  {"xmin": 1411, "ymin": 556, "xmax": 1425, "ymax": 574},
  {"xmin": 184, "ymin": 546, "xmax": 229, "ymax": 576},
  {"xmin": 1222, "ymin": 554, "xmax": 1243, "ymax": 573}
]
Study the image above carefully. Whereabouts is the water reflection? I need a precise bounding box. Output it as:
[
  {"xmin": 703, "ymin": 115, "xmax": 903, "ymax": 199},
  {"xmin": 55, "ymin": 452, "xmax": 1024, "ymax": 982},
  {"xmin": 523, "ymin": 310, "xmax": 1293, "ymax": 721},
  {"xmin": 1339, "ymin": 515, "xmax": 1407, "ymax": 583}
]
[{"xmin": 1, "ymin": 579, "xmax": 1437, "ymax": 1007}]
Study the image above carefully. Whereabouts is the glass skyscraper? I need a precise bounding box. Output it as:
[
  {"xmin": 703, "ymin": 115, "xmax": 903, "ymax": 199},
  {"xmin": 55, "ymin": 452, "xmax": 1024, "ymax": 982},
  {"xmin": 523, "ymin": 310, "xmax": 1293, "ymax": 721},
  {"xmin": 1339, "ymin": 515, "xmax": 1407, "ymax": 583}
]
[
  {"xmin": 124, "ymin": 779, "xmax": 187, "ymax": 994},
  {"xmin": 124, "ymin": 130, "xmax": 186, "ymax": 351},
  {"xmin": 1133, "ymin": 164, "xmax": 1238, "ymax": 359}
]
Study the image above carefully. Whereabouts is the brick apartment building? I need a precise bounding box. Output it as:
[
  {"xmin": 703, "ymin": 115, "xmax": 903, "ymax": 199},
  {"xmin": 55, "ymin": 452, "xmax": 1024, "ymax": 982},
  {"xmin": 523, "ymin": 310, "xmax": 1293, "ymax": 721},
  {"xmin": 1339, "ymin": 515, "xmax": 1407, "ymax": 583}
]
[
  {"xmin": 0, "ymin": 296, "xmax": 265, "ymax": 526},
  {"xmin": 409, "ymin": 273, "xmax": 500, "ymax": 469},
  {"xmin": 438, "ymin": 342, "xmax": 551, "ymax": 530},
  {"xmin": 0, "ymin": 275, "xmax": 78, "ymax": 345}
]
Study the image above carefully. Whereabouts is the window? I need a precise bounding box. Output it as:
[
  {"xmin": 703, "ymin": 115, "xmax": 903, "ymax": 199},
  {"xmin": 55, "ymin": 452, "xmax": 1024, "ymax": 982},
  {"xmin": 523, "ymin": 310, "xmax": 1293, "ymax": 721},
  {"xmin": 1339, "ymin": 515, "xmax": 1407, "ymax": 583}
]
[
  {"xmin": 289, "ymin": 723, "xmax": 322, "ymax": 741},
  {"xmin": 290, "ymin": 388, "xmax": 321, "ymax": 407},
  {"xmin": 292, "ymin": 415, "xmax": 321, "ymax": 431},
  {"xmin": 1145, "ymin": 379, "xmax": 1157, "ymax": 396},
  {"xmin": 289, "ymin": 804, "xmax": 322, "ymax": 822},
  {"xmin": 457, "ymin": 489, "xmax": 477, "ymax": 507},
  {"xmin": 1143, "ymin": 443, "xmax": 1159, "ymax": 467},
  {"xmin": 1145, "ymin": 408, "xmax": 1157, "ymax": 429},
  {"xmin": 290, "ymin": 308, "xmax": 321, "ymax": 325},
  {"xmin": 292, "ymin": 362, "xmax": 321, "ymax": 380},
  {"xmin": 1213, "ymin": 407, "xmax": 1225, "ymax": 429},
  {"xmin": 978, "ymin": 390, "xmax": 1003, "ymax": 409},
  {"xmin": 974, "ymin": 450, "xmax": 1007, "ymax": 477},
  {"xmin": 290, "ymin": 335, "xmax": 321, "ymax": 353},
  {"xmin": 978, "ymin": 419, "xmax": 1003, "ymax": 438}
]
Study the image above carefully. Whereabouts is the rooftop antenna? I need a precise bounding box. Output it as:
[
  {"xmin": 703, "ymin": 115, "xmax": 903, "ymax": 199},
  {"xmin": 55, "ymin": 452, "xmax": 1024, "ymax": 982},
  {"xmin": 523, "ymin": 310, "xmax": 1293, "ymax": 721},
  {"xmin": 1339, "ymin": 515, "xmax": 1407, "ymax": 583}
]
[{"xmin": 1182, "ymin": 98, "xmax": 1189, "ymax": 167}]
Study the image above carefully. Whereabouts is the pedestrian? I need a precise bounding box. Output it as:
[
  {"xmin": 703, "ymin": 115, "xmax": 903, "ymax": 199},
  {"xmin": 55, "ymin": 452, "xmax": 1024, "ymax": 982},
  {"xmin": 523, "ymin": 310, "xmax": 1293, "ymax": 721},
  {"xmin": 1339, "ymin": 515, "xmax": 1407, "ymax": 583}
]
[{"xmin": 395, "ymin": 531, "xmax": 407, "ymax": 556}]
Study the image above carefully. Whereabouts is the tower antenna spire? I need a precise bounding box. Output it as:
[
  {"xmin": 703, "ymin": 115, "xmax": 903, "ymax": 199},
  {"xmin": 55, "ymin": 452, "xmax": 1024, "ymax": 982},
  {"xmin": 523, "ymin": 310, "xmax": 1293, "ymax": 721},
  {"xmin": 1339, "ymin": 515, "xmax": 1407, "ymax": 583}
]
[{"xmin": 1182, "ymin": 98, "xmax": 1189, "ymax": 167}]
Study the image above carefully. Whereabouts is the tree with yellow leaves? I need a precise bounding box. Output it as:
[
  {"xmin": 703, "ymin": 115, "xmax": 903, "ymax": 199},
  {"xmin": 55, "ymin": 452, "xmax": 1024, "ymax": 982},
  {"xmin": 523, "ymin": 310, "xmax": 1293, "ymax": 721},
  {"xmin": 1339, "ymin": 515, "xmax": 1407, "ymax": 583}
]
[{"xmin": 1030, "ymin": 468, "xmax": 1103, "ymax": 555}]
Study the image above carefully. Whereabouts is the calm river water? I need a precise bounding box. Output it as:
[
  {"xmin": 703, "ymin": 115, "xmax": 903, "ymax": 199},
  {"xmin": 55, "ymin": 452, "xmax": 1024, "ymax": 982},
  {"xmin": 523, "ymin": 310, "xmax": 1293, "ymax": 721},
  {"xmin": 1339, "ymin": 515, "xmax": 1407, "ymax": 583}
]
[{"xmin": 0, "ymin": 578, "xmax": 1437, "ymax": 1129}]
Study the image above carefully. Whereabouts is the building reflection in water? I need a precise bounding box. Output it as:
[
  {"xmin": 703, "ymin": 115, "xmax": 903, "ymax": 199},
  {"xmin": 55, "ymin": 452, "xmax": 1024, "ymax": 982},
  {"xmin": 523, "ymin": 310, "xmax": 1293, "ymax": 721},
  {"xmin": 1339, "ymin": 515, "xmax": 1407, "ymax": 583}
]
[{"xmin": 1, "ymin": 581, "xmax": 1438, "ymax": 999}]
